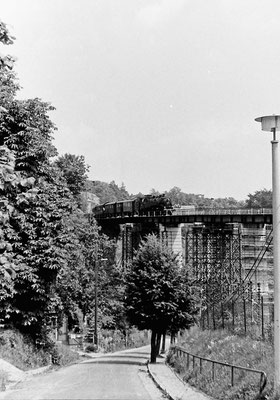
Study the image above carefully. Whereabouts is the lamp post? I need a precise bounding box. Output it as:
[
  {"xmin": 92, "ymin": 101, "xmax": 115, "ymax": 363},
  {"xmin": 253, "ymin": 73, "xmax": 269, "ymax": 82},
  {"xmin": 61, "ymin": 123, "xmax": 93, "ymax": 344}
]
[{"xmin": 255, "ymin": 114, "xmax": 280, "ymax": 393}]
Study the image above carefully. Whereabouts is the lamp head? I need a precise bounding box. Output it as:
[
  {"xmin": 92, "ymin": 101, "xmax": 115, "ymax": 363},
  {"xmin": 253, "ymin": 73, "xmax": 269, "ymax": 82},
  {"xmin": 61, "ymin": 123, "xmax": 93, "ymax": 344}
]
[{"xmin": 255, "ymin": 115, "xmax": 280, "ymax": 132}]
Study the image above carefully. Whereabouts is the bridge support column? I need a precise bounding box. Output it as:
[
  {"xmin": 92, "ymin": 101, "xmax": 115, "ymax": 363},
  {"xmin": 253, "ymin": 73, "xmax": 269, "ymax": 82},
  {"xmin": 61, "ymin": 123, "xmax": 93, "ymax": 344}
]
[
  {"xmin": 159, "ymin": 223, "xmax": 184, "ymax": 264},
  {"xmin": 114, "ymin": 223, "xmax": 143, "ymax": 270}
]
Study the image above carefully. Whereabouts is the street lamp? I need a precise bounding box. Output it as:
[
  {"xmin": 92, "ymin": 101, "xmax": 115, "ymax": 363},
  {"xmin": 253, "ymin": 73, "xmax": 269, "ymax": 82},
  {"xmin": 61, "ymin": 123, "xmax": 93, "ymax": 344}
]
[
  {"xmin": 94, "ymin": 257, "xmax": 108, "ymax": 348},
  {"xmin": 255, "ymin": 114, "xmax": 280, "ymax": 394}
]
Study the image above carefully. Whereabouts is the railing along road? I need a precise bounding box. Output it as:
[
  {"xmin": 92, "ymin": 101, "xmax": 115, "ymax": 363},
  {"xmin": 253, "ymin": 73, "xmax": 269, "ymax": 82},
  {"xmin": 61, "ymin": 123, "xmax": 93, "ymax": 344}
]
[{"xmin": 173, "ymin": 346, "xmax": 267, "ymax": 396}]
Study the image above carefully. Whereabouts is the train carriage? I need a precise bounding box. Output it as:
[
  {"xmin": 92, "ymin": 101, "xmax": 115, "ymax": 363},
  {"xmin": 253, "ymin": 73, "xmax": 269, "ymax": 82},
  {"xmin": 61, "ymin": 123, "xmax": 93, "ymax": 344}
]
[
  {"xmin": 116, "ymin": 202, "xmax": 123, "ymax": 216},
  {"xmin": 116, "ymin": 200, "xmax": 134, "ymax": 216},
  {"xmin": 123, "ymin": 200, "xmax": 134, "ymax": 216}
]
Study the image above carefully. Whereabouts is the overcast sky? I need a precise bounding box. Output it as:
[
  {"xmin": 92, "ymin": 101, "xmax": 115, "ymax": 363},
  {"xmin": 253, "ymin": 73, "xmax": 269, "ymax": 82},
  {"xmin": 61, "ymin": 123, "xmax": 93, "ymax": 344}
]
[{"xmin": 1, "ymin": 0, "xmax": 280, "ymax": 200}]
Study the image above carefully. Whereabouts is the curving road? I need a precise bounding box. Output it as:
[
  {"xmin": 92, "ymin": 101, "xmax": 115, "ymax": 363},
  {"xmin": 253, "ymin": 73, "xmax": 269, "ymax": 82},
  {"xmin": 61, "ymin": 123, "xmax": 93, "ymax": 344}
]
[{"xmin": 0, "ymin": 345, "xmax": 165, "ymax": 400}]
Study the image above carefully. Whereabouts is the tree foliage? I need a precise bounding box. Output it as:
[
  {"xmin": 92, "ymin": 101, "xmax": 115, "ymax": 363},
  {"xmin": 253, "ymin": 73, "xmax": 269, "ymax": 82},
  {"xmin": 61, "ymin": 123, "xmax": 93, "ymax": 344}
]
[
  {"xmin": 87, "ymin": 180, "xmax": 130, "ymax": 203},
  {"xmin": 245, "ymin": 188, "xmax": 272, "ymax": 208},
  {"xmin": 0, "ymin": 20, "xmax": 124, "ymax": 341},
  {"xmin": 163, "ymin": 186, "xmax": 244, "ymax": 208},
  {"xmin": 125, "ymin": 234, "xmax": 197, "ymax": 362},
  {"xmin": 55, "ymin": 209, "xmax": 123, "ymax": 332},
  {"xmin": 55, "ymin": 153, "xmax": 89, "ymax": 198}
]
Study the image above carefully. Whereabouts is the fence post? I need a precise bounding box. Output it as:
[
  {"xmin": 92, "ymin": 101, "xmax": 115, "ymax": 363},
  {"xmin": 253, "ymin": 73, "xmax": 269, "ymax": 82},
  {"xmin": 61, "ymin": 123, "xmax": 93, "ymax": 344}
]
[
  {"xmin": 212, "ymin": 362, "xmax": 215, "ymax": 380},
  {"xmin": 201, "ymin": 311, "xmax": 205, "ymax": 330},
  {"xmin": 231, "ymin": 365, "xmax": 234, "ymax": 386},
  {"xmin": 232, "ymin": 302, "xmax": 235, "ymax": 330},
  {"xmin": 243, "ymin": 299, "xmax": 247, "ymax": 334},
  {"xmin": 221, "ymin": 303, "xmax": 225, "ymax": 329},
  {"xmin": 261, "ymin": 296, "xmax": 264, "ymax": 340},
  {"xmin": 213, "ymin": 304, "xmax": 216, "ymax": 330}
]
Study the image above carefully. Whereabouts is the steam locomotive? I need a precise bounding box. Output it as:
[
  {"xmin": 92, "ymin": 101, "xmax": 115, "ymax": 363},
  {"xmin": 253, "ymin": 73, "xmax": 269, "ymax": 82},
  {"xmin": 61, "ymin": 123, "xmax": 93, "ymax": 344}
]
[{"xmin": 93, "ymin": 194, "xmax": 173, "ymax": 218}]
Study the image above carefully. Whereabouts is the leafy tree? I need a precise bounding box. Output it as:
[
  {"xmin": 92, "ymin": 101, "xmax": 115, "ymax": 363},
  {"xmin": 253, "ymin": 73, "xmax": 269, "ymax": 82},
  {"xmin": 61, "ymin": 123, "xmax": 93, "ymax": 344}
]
[
  {"xmin": 164, "ymin": 187, "xmax": 244, "ymax": 208},
  {"xmin": 55, "ymin": 207, "xmax": 125, "ymax": 333},
  {"xmin": 0, "ymin": 20, "xmax": 129, "ymax": 343},
  {"xmin": 125, "ymin": 234, "xmax": 197, "ymax": 363},
  {"xmin": 245, "ymin": 188, "xmax": 272, "ymax": 208},
  {"xmin": 55, "ymin": 153, "xmax": 89, "ymax": 198},
  {"xmin": 211, "ymin": 197, "xmax": 245, "ymax": 208},
  {"xmin": 1, "ymin": 98, "xmax": 58, "ymax": 177},
  {"xmin": 0, "ymin": 146, "xmax": 29, "ymax": 318},
  {"xmin": 0, "ymin": 21, "xmax": 74, "ymax": 336},
  {"xmin": 0, "ymin": 96, "xmax": 75, "ymax": 335},
  {"xmin": 8, "ymin": 176, "xmax": 75, "ymax": 334}
]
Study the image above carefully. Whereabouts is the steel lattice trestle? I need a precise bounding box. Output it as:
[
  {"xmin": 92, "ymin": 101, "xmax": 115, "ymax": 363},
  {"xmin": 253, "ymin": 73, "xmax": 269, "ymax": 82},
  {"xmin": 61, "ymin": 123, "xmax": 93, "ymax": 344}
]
[{"xmin": 185, "ymin": 224, "xmax": 242, "ymax": 307}]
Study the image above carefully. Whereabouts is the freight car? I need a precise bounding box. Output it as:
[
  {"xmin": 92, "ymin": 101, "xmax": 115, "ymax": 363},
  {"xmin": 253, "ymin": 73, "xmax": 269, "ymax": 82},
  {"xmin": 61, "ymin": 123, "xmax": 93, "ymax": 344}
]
[{"xmin": 93, "ymin": 194, "xmax": 173, "ymax": 218}]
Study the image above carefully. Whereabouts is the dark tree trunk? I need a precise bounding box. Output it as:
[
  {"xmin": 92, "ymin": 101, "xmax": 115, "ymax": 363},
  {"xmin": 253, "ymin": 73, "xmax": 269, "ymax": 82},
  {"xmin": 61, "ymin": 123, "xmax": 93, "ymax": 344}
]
[
  {"xmin": 150, "ymin": 329, "xmax": 157, "ymax": 363},
  {"xmin": 155, "ymin": 331, "xmax": 161, "ymax": 357},
  {"xmin": 160, "ymin": 332, "xmax": 166, "ymax": 354},
  {"xmin": 171, "ymin": 332, "xmax": 177, "ymax": 344}
]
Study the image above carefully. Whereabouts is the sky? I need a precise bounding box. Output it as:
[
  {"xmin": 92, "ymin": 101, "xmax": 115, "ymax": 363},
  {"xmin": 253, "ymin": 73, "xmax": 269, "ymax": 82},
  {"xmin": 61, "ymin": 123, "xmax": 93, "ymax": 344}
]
[{"xmin": 1, "ymin": 0, "xmax": 280, "ymax": 200}]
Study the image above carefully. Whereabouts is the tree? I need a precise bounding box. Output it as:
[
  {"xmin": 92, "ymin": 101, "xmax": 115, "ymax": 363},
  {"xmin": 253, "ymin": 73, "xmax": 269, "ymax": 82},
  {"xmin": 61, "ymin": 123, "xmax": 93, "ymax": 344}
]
[
  {"xmin": 0, "ymin": 21, "xmax": 76, "ymax": 336},
  {"xmin": 55, "ymin": 153, "xmax": 89, "ymax": 198},
  {"xmin": 0, "ymin": 19, "xmax": 129, "ymax": 343},
  {"xmin": 87, "ymin": 180, "xmax": 130, "ymax": 203},
  {"xmin": 125, "ymin": 234, "xmax": 197, "ymax": 363},
  {"xmin": 245, "ymin": 189, "xmax": 272, "ymax": 208}
]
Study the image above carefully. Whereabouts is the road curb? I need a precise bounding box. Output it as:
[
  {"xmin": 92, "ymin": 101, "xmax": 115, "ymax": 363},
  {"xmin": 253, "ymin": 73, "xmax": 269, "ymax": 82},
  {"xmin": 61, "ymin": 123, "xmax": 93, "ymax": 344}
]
[
  {"xmin": 147, "ymin": 358, "xmax": 214, "ymax": 400},
  {"xmin": 146, "ymin": 360, "xmax": 173, "ymax": 400},
  {"xmin": 1, "ymin": 364, "xmax": 53, "ymax": 393}
]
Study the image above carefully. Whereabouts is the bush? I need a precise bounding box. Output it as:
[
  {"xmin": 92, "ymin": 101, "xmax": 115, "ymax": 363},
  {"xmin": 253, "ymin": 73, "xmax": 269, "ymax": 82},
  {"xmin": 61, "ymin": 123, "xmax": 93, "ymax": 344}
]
[
  {"xmin": 50, "ymin": 343, "xmax": 80, "ymax": 366},
  {"xmin": 85, "ymin": 344, "xmax": 98, "ymax": 353}
]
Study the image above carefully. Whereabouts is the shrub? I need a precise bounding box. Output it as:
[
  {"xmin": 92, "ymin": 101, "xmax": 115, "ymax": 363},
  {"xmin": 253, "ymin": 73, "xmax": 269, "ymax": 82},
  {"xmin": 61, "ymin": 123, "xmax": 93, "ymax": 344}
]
[
  {"xmin": 51, "ymin": 343, "xmax": 80, "ymax": 366},
  {"xmin": 85, "ymin": 344, "xmax": 98, "ymax": 353}
]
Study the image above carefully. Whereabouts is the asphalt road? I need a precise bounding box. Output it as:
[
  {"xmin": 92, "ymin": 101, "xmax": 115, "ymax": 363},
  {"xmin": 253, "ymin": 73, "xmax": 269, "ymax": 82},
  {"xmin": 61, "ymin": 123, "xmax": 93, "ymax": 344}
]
[{"xmin": 0, "ymin": 345, "xmax": 165, "ymax": 400}]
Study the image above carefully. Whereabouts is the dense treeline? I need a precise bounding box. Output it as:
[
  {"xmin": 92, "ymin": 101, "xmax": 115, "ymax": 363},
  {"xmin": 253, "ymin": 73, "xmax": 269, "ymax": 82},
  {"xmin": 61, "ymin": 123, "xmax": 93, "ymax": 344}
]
[
  {"xmin": 87, "ymin": 181, "xmax": 272, "ymax": 210},
  {"xmin": 0, "ymin": 21, "xmax": 126, "ymax": 343}
]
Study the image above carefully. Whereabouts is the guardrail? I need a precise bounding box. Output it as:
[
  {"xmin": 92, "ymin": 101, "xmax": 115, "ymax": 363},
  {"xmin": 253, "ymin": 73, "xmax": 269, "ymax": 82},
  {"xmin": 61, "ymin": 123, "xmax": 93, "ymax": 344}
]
[
  {"xmin": 171, "ymin": 208, "xmax": 272, "ymax": 216},
  {"xmin": 95, "ymin": 208, "xmax": 273, "ymax": 219},
  {"xmin": 173, "ymin": 346, "xmax": 267, "ymax": 396}
]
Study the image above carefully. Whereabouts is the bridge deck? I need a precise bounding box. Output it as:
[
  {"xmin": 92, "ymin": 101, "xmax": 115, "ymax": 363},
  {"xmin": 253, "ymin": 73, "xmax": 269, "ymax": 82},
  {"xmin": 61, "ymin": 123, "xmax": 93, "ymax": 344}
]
[{"xmin": 95, "ymin": 208, "xmax": 273, "ymax": 225}]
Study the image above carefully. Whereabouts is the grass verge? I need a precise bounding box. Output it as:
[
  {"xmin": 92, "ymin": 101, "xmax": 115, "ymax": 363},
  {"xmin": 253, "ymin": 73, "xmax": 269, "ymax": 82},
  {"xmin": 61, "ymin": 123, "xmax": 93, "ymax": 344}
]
[
  {"xmin": 0, "ymin": 329, "xmax": 50, "ymax": 371},
  {"xmin": 167, "ymin": 327, "xmax": 275, "ymax": 400}
]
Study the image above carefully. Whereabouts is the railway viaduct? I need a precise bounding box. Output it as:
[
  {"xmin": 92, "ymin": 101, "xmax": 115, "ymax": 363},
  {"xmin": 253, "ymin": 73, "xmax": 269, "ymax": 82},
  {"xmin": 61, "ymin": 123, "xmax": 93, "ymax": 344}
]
[{"xmin": 96, "ymin": 208, "xmax": 274, "ymax": 307}]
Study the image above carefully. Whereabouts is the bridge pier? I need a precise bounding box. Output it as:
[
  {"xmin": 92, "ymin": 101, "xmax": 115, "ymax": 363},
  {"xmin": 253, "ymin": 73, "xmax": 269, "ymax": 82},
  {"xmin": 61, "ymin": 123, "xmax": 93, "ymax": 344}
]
[{"xmin": 159, "ymin": 223, "xmax": 184, "ymax": 264}]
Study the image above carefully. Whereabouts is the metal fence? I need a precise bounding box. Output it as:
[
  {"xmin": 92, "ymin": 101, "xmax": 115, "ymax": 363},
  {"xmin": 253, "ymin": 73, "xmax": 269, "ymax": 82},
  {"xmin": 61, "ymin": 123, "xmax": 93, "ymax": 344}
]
[
  {"xmin": 172, "ymin": 346, "xmax": 267, "ymax": 396},
  {"xmin": 200, "ymin": 293, "xmax": 274, "ymax": 341}
]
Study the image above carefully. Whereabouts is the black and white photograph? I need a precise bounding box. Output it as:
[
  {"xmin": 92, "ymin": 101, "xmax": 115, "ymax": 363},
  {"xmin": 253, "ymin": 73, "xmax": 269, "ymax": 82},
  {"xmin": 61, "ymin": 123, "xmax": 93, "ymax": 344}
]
[{"xmin": 0, "ymin": 1, "xmax": 279, "ymax": 399}]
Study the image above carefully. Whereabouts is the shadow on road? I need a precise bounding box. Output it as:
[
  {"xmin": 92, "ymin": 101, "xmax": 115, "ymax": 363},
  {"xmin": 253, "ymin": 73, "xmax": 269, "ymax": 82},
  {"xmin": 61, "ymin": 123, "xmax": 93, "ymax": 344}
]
[
  {"xmin": 82, "ymin": 352, "xmax": 150, "ymax": 366},
  {"xmin": 105, "ymin": 354, "xmax": 149, "ymax": 360},
  {"xmin": 86, "ymin": 359, "xmax": 146, "ymax": 366}
]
